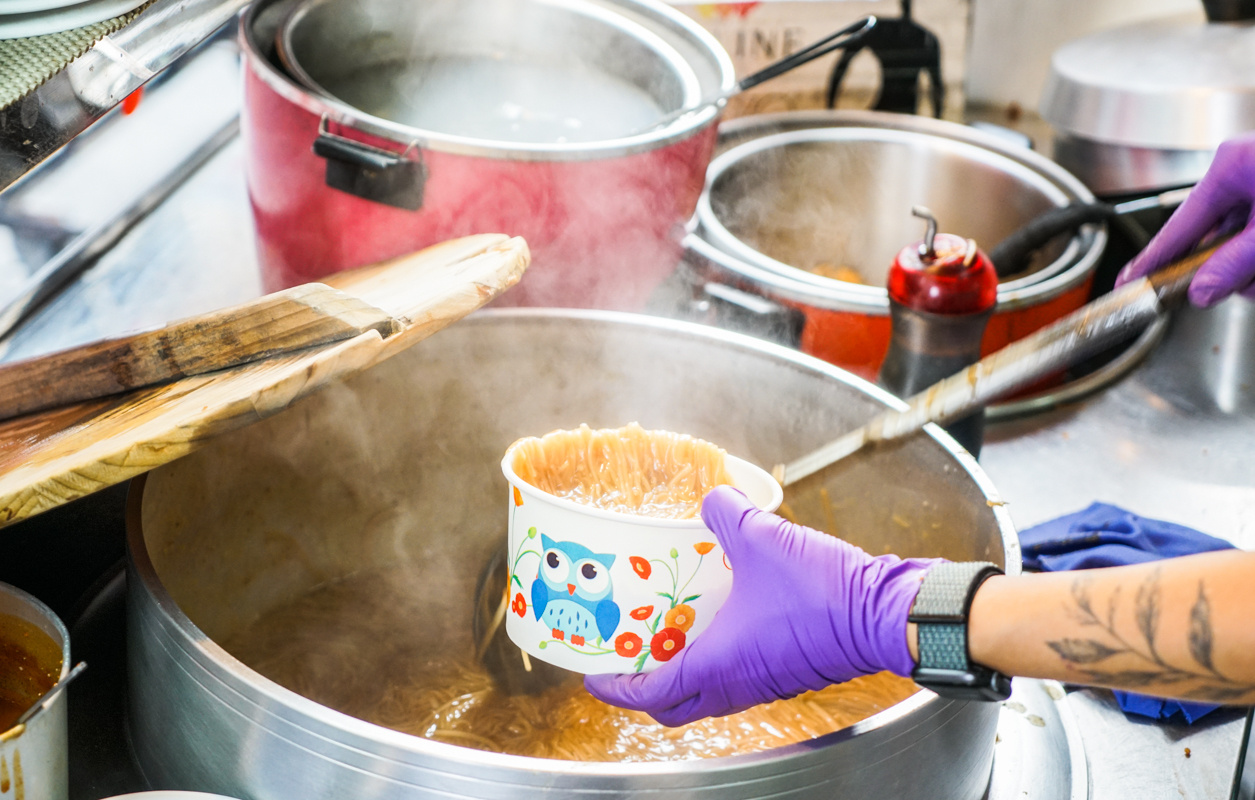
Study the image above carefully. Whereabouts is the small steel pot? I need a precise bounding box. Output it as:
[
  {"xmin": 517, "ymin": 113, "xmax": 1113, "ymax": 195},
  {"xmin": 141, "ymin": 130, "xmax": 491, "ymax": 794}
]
[
  {"xmin": 241, "ymin": 0, "xmax": 734, "ymax": 310},
  {"xmin": 128, "ymin": 310, "xmax": 1018, "ymax": 800},
  {"xmin": 685, "ymin": 111, "xmax": 1106, "ymax": 379},
  {"xmin": 0, "ymin": 583, "xmax": 70, "ymax": 800}
]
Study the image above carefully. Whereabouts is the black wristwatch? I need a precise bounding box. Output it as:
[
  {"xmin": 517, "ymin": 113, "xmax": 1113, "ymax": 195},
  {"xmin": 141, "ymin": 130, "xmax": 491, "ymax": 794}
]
[{"xmin": 908, "ymin": 561, "xmax": 1012, "ymax": 701}]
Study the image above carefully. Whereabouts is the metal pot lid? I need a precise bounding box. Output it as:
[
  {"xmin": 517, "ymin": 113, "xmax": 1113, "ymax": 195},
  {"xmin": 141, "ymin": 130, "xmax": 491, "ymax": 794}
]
[{"xmin": 1041, "ymin": 11, "xmax": 1255, "ymax": 150}]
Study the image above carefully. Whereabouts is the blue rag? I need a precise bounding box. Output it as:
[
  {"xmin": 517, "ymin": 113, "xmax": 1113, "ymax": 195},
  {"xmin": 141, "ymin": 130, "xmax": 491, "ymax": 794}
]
[{"xmin": 1018, "ymin": 502, "xmax": 1236, "ymax": 724}]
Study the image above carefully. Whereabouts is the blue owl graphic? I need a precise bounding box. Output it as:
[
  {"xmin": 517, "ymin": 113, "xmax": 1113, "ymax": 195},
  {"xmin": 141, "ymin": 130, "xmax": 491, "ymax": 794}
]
[{"xmin": 531, "ymin": 534, "xmax": 620, "ymax": 646}]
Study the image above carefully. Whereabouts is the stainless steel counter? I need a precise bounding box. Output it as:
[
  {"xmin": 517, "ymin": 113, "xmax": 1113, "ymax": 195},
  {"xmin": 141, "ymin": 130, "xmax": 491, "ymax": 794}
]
[
  {"xmin": 0, "ymin": 32, "xmax": 1251, "ymax": 800},
  {"xmin": 980, "ymin": 297, "xmax": 1255, "ymax": 800}
]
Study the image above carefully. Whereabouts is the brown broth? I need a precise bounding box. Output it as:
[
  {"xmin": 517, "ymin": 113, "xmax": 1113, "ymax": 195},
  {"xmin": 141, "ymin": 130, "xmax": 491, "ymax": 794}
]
[
  {"xmin": 224, "ymin": 568, "xmax": 918, "ymax": 762},
  {"xmin": 0, "ymin": 614, "xmax": 61, "ymax": 732}
]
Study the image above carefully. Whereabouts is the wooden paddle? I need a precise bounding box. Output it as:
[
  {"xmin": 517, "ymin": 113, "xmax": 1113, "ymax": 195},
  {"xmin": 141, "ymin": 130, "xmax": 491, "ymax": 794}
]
[
  {"xmin": 0, "ymin": 283, "xmax": 402, "ymax": 422},
  {"xmin": 0, "ymin": 233, "xmax": 529, "ymax": 528}
]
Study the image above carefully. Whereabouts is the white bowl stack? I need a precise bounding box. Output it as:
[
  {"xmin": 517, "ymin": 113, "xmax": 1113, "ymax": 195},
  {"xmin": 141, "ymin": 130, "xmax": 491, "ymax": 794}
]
[{"xmin": 0, "ymin": 0, "xmax": 146, "ymax": 39}]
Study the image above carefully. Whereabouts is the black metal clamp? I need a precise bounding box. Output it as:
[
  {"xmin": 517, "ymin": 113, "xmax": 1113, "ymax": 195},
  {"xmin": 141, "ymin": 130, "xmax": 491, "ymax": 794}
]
[{"xmin": 825, "ymin": 0, "xmax": 944, "ymax": 118}]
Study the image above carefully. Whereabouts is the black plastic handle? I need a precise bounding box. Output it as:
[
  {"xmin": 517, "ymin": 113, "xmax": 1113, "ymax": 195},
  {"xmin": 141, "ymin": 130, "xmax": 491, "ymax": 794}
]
[
  {"xmin": 737, "ymin": 16, "xmax": 877, "ymax": 92},
  {"xmin": 312, "ymin": 129, "xmax": 426, "ymax": 212},
  {"xmin": 312, "ymin": 133, "xmax": 405, "ymax": 172},
  {"xmin": 988, "ymin": 202, "xmax": 1115, "ymax": 278},
  {"xmin": 1202, "ymin": 0, "xmax": 1255, "ymax": 21},
  {"xmin": 697, "ymin": 282, "xmax": 805, "ymax": 348}
]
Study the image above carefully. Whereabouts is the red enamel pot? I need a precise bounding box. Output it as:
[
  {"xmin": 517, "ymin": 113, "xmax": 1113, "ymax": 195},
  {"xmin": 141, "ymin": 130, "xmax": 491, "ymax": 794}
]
[{"xmin": 240, "ymin": 0, "xmax": 735, "ymax": 310}]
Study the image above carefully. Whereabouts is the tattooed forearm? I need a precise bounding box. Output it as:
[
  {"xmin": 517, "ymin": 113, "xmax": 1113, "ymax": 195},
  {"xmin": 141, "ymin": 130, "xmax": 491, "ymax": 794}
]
[
  {"xmin": 966, "ymin": 551, "xmax": 1255, "ymax": 704},
  {"xmin": 1046, "ymin": 570, "xmax": 1255, "ymax": 704}
]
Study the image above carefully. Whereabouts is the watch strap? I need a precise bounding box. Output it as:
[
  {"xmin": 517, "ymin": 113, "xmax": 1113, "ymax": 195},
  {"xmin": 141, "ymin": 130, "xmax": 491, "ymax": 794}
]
[{"xmin": 908, "ymin": 561, "xmax": 1010, "ymax": 701}]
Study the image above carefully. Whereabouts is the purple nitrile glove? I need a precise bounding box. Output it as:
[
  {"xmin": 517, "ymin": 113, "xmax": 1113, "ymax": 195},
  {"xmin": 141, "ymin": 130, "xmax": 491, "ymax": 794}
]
[
  {"xmin": 1116, "ymin": 132, "xmax": 1255, "ymax": 307},
  {"xmin": 584, "ymin": 486, "xmax": 940, "ymax": 727}
]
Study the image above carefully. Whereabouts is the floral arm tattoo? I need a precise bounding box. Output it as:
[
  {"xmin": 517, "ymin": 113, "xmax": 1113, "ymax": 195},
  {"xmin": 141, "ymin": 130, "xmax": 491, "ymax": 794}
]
[{"xmin": 1045, "ymin": 568, "xmax": 1255, "ymax": 704}]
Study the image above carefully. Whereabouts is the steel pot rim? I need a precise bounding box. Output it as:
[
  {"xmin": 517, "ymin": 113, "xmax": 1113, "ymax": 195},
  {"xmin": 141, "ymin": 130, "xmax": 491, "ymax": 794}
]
[
  {"xmin": 127, "ymin": 308, "xmax": 1019, "ymax": 780},
  {"xmin": 240, "ymin": 0, "xmax": 735, "ymax": 163},
  {"xmin": 278, "ymin": 0, "xmax": 705, "ymax": 152},
  {"xmin": 685, "ymin": 233, "xmax": 1095, "ymax": 315},
  {"xmin": 693, "ymin": 112, "xmax": 1107, "ymax": 312}
]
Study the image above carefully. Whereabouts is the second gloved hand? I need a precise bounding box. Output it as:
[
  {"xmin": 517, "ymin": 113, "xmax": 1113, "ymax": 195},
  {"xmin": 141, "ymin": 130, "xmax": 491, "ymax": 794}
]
[
  {"xmin": 584, "ymin": 486, "xmax": 938, "ymax": 726},
  {"xmin": 1116, "ymin": 132, "xmax": 1255, "ymax": 306}
]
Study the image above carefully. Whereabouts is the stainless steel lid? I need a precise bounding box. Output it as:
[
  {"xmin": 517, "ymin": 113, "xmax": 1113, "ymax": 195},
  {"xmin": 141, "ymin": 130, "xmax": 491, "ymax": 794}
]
[{"xmin": 1041, "ymin": 11, "xmax": 1255, "ymax": 150}]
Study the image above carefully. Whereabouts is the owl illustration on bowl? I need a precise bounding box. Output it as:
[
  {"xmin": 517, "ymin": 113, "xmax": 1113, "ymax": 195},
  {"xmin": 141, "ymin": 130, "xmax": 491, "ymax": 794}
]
[{"xmin": 532, "ymin": 534, "xmax": 620, "ymax": 646}]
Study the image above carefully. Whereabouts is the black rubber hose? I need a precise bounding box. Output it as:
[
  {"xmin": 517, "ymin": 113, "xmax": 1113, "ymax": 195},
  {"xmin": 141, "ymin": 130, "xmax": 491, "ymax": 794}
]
[{"xmin": 989, "ymin": 202, "xmax": 1115, "ymax": 278}]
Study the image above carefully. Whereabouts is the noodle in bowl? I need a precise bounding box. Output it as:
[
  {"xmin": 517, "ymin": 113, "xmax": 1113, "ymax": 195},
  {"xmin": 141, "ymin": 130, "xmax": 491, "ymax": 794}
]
[{"xmin": 501, "ymin": 424, "xmax": 782, "ymax": 674}]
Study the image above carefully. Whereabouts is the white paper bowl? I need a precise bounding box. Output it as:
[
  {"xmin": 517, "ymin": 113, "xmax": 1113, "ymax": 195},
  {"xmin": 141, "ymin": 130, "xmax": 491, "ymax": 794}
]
[{"xmin": 501, "ymin": 449, "xmax": 782, "ymax": 674}]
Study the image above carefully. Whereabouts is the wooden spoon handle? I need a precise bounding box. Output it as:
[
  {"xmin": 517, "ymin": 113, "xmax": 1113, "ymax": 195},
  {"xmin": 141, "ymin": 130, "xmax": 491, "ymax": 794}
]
[{"xmin": 0, "ymin": 283, "xmax": 399, "ymax": 422}]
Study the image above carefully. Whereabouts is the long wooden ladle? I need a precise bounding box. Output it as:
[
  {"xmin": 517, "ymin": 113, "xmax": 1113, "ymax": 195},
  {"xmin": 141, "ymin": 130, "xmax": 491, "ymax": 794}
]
[{"xmin": 775, "ymin": 239, "xmax": 1225, "ymax": 486}]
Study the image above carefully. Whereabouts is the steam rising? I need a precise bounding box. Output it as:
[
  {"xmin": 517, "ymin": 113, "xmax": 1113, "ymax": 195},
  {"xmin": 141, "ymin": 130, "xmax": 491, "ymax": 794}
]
[
  {"xmin": 706, "ymin": 132, "xmax": 1074, "ymax": 285},
  {"xmin": 137, "ymin": 314, "xmax": 1012, "ymax": 772},
  {"xmin": 290, "ymin": 0, "xmax": 693, "ymax": 145},
  {"xmin": 268, "ymin": 0, "xmax": 720, "ymax": 310}
]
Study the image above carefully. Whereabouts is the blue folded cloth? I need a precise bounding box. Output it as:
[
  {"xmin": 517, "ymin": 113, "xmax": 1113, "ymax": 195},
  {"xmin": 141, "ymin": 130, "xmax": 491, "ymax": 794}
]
[{"xmin": 1018, "ymin": 502, "xmax": 1236, "ymax": 724}]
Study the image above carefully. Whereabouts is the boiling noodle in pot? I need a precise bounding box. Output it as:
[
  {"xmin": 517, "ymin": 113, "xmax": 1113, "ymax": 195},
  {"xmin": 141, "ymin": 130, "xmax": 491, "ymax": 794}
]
[
  {"xmin": 224, "ymin": 568, "xmax": 919, "ymax": 762},
  {"xmin": 509, "ymin": 423, "xmax": 733, "ymax": 519}
]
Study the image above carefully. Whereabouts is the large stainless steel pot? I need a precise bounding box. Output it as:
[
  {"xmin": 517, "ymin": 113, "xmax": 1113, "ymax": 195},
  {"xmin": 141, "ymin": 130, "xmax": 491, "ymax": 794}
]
[
  {"xmin": 128, "ymin": 310, "xmax": 1019, "ymax": 800},
  {"xmin": 242, "ymin": 0, "xmax": 734, "ymax": 309},
  {"xmin": 685, "ymin": 111, "xmax": 1107, "ymax": 380}
]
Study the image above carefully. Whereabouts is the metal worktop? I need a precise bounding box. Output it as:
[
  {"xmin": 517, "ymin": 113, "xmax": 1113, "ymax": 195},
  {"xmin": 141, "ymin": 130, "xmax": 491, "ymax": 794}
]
[
  {"xmin": 0, "ymin": 0, "xmax": 248, "ymax": 192},
  {"xmin": 0, "ymin": 30, "xmax": 1251, "ymax": 800},
  {"xmin": 980, "ymin": 296, "xmax": 1255, "ymax": 800}
]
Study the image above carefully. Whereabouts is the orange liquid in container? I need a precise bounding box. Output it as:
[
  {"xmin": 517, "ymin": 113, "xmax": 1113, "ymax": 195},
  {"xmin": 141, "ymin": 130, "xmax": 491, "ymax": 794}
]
[{"xmin": 0, "ymin": 614, "xmax": 61, "ymax": 731}]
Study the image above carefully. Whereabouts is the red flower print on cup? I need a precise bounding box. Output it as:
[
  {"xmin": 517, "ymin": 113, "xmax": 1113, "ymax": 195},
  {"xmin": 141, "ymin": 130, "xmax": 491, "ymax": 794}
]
[
  {"xmin": 615, "ymin": 632, "xmax": 643, "ymax": 657},
  {"xmin": 650, "ymin": 627, "xmax": 686, "ymax": 662},
  {"xmin": 664, "ymin": 604, "xmax": 695, "ymax": 633},
  {"xmin": 629, "ymin": 605, "xmax": 654, "ymax": 621},
  {"xmin": 513, "ymin": 486, "xmax": 523, "ymax": 506},
  {"xmin": 511, "ymin": 593, "xmax": 526, "ymax": 617},
  {"xmin": 630, "ymin": 556, "xmax": 651, "ymax": 579},
  {"xmin": 694, "ymin": 541, "xmax": 715, "ymax": 555}
]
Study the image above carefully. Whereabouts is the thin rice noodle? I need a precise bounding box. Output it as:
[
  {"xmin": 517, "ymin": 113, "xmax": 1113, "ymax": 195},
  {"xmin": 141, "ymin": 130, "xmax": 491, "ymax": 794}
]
[{"xmin": 510, "ymin": 423, "xmax": 732, "ymax": 519}]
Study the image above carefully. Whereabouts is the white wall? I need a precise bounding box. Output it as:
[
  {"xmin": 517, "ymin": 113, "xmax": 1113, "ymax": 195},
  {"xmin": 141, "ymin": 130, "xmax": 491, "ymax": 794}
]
[{"xmin": 966, "ymin": 0, "xmax": 1200, "ymax": 109}]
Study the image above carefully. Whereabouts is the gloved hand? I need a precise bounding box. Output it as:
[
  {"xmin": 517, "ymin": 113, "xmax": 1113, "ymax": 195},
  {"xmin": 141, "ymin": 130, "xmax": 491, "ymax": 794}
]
[
  {"xmin": 584, "ymin": 486, "xmax": 938, "ymax": 726},
  {"xmin": 1116, "ymin": 132, "xmax": 1255, "ymax": 307}
]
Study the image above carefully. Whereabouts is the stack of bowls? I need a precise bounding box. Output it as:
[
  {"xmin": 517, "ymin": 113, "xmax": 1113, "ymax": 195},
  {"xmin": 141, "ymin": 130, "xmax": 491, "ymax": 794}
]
[{"xmin": 0, "ymin": 0, "xmax": 146, "ymax": 39}]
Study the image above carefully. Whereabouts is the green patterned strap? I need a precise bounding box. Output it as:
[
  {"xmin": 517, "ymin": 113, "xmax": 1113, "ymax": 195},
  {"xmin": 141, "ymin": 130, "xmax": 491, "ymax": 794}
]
[
  {"xmin": 909, "ymin": 560, "xmax": 1002, "ymax": 671},
  {"xmin": 0, "ymin": 1, "xmax": 154, "ymax": 110},
  {"xmin": 917, "ymin": 622, "xmax": 969, "ymax": 671}
]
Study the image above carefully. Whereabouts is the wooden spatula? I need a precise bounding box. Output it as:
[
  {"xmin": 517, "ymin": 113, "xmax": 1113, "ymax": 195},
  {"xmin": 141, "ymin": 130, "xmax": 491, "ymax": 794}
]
[
  {"xmin": 0, "ymin": 233, "xmax": 529, "ymax": 528},
  {"xmin": 0, "ymin": 283, "xmax": 402, "ymax": 422},
  {"xmin": 775, "ymin": 238, "xmax": 1222, "ymax": 487}
]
